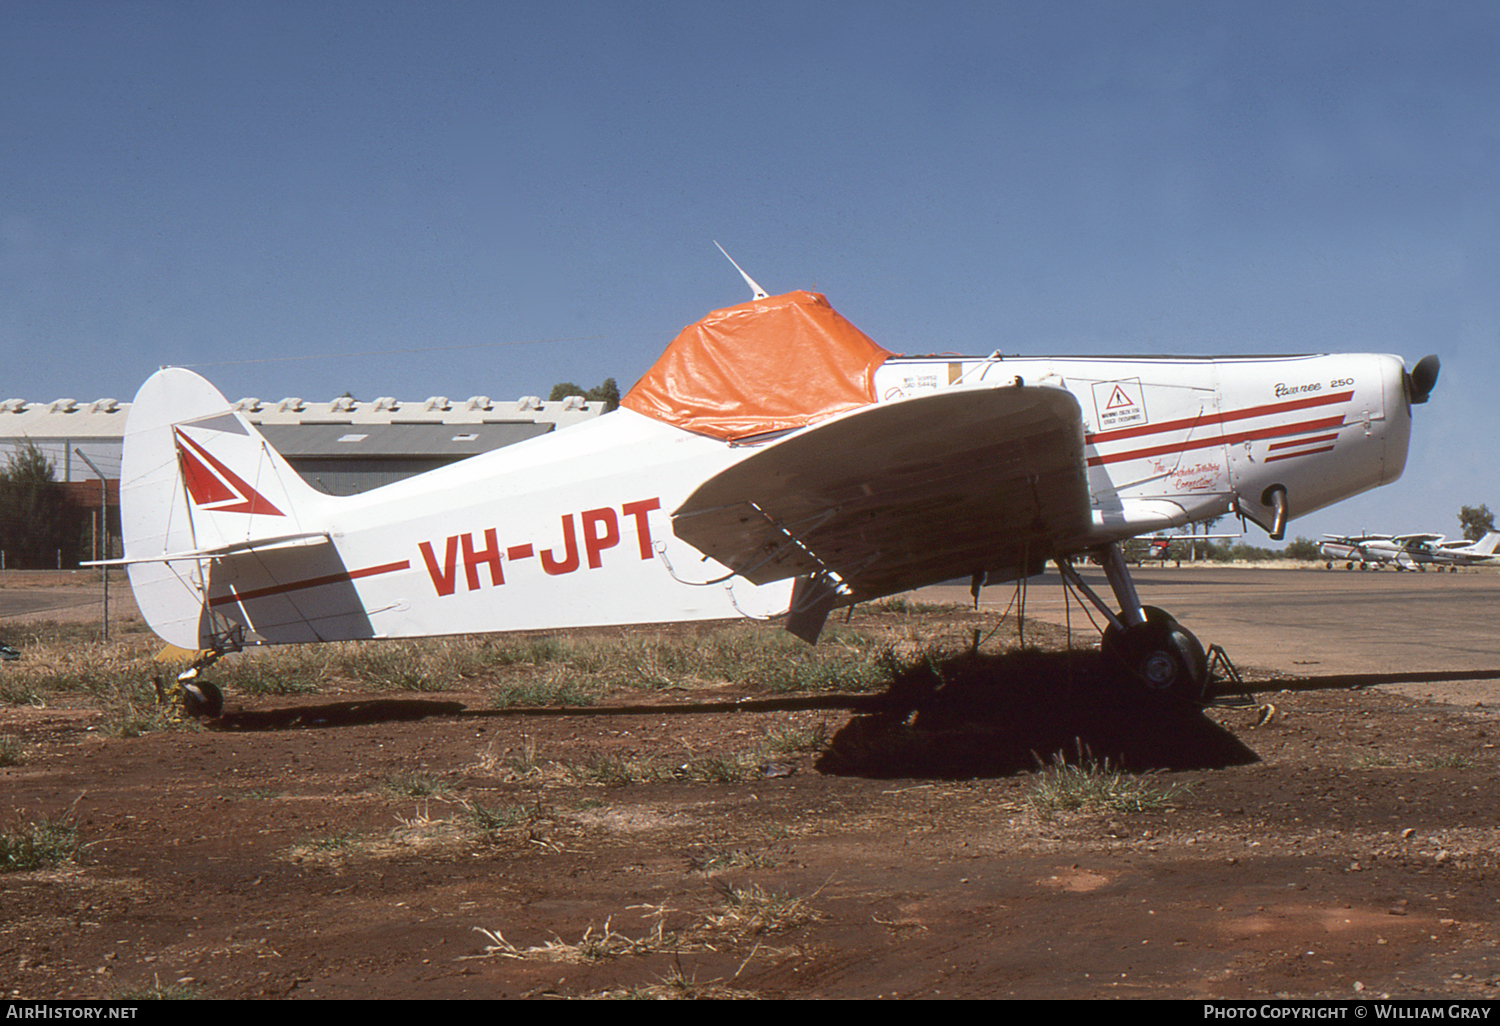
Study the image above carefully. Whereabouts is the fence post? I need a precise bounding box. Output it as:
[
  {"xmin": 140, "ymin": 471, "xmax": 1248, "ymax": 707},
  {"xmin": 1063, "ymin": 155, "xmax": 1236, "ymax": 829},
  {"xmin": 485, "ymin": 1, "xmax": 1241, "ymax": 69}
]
[{"xmin": 74, "ymin": 449, "xmax": 110, "ymax": 643}]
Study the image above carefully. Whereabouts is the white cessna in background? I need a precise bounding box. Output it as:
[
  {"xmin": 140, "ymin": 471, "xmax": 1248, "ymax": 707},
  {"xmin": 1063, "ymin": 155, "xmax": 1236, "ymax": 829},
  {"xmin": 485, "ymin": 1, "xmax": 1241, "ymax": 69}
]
[
  {"xmin": 103, "ymin": 269, "xmax": 1439, "ymax": 715},
  {"xmin": 1321, "ymin": 531, "xmax": 1498, "ymax": 571},
  {"xmin": 1385, "ymin": 531, "xmax": 1500, "ymax": 571},
  {"xmin": 1320, "ymin": 533, "xmax": 1399, "ymax": 570},
  {"xmin": 1431, "ymin": 532, "xmax": 1500, "ymax": 567}
]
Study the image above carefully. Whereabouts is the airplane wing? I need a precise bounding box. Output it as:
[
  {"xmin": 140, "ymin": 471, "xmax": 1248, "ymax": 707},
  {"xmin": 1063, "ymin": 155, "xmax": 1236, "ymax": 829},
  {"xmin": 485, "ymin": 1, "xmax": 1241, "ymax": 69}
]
[{"xmin": 672, "ymin": 386, "xmax": 1091, "ymax": 605}]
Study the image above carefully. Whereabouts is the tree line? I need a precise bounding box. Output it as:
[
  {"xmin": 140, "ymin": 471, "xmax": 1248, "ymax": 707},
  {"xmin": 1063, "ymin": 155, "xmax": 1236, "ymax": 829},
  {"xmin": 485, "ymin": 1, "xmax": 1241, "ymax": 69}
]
[{"xmin": 0, "ymin": 440, "xmax": 98, "ymax": 569}]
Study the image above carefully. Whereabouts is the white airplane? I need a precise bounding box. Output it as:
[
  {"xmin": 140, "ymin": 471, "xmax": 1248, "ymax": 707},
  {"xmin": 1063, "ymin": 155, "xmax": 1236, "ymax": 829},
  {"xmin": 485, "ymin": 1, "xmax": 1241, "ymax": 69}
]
[
  {"xmin": 1136, "ymin": 531, "xmax": 1242, "ymax": 565},
  {"xmin": 1320, "ymin": 533, "xmax": 1398, "ymax": 570},
  {"xmin": 102, "ymin": 283, "xmax": 1440, "ymax": 715},
  {"xmin": 1385, "ymin": 531, "xmax": 1500, "ymax": 571},
  {"xmin": 1321, "ymin": 531, "xmax": 1498, "ymax": 571},
  {"xmin": 1387, "ymin": 533, "xmax": 1446, "ymax": 571},
  {"xmin": 1435, "ymin": 531, "xmax": 1500, "ymax": 567}
]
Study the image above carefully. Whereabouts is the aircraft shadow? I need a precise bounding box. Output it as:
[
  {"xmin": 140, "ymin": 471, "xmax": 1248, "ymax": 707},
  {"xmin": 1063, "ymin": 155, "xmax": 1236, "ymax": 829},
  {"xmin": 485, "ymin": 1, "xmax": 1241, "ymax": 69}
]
[
  {"xmin": 208, "ymin": 650, "xmax": 1265, "ymax": 782},
  {"xmin": 817, "ymin": 648, "xmax": 1259, "ymax": 779},
  {"xmin": 1253, "ymin": 669, "xmax": 1500, "ymax": 694},
  {"xmin": 214, "ymin": 699, "xmax": 468, "ymax": 731}
]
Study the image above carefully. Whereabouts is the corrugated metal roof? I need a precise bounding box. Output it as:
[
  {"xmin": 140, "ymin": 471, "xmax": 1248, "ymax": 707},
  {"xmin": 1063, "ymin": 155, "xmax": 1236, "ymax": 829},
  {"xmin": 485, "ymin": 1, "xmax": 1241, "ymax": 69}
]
[
  {"xmin": 0, "ymin": 403, "xmax": 128, "ymax": 438},
  {"xmin": 0, "ymin": 391, "xmax": 602, "ymax": 485},
  {"xmin": 256, "ymin": 420, "xmax": 552, "ymax": 458}
]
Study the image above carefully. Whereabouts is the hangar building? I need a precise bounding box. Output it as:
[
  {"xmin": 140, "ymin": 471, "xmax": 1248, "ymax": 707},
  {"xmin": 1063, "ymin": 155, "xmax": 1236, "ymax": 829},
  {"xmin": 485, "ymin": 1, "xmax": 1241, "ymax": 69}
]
[{"xmin": 0, "ymin": 390, "xmax": 607, "ymax": 564}]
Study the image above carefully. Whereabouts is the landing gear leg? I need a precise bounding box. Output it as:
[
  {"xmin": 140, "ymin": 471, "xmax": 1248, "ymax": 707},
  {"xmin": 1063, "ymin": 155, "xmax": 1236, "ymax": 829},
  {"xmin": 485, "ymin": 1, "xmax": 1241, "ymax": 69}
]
[{"xmin": 1059, "ymin": 545, "xmax": 1210, "ymax": 704}]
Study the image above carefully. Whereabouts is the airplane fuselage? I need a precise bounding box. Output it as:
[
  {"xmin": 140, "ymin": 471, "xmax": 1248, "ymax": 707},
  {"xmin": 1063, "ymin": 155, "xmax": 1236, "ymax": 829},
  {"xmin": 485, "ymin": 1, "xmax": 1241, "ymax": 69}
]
[
  {"xmin": 873, "ymin": 352, "xmax": 1412, "ymax": 544},
  {"xmin": 121, "ymin": 349, "xmax": 1418, "ymax": 652}
]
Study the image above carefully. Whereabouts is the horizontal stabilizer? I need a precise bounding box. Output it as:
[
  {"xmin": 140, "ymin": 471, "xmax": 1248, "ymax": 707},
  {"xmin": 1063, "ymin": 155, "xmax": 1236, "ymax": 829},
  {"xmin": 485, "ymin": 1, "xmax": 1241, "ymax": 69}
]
[{"xmin": 85, "ymin": 531, "xmax": 331, "ymax": 567}]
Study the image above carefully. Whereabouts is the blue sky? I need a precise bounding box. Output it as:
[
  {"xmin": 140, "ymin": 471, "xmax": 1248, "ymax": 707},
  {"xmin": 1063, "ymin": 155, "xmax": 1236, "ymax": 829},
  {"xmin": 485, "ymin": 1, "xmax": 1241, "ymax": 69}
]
[{"xmin": 3, "ymin": 0, "xmax": 1496, "ymax": 544}]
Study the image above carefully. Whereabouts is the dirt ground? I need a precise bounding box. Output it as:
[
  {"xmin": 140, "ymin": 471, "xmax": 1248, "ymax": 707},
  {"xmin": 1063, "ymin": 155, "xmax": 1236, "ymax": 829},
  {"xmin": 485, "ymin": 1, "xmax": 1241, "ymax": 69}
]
[{"xmin": 3, "ymin": 577, "xmax": 1500, "ymax": 1000}]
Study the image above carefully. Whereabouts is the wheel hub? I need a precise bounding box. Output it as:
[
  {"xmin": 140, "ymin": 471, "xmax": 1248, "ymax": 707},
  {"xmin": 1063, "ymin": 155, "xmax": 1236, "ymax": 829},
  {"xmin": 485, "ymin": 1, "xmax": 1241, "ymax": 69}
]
[{"xmin": 1141, "ymin": 650, "xmax": 1179, "ymax": 688}]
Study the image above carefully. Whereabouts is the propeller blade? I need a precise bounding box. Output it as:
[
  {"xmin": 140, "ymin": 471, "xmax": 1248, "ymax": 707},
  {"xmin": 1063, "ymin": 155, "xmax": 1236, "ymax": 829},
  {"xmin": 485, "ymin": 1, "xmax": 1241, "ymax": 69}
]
[{"xmin": 1408, "ymin": 354, "xmax": 1440, "ymax": 405}]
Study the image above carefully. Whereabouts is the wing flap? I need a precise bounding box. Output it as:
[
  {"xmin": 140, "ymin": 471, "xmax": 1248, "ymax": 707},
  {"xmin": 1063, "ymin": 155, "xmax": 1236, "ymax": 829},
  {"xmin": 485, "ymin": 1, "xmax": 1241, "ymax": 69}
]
[{"xmin": 673, "ymin": 386, "xmax": 1091, "ymax": 602}]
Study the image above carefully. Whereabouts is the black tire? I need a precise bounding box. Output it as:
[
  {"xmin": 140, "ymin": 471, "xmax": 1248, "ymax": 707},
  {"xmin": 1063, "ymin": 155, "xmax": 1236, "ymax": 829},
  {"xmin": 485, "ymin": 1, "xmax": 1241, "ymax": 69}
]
[
  {"xmin": 182, "ymin": 680, "xmax": 224, "ymax": 719},
  {"xmin": 1101, "ymin": 606, "xmax": 1209, "ymax": 704}
]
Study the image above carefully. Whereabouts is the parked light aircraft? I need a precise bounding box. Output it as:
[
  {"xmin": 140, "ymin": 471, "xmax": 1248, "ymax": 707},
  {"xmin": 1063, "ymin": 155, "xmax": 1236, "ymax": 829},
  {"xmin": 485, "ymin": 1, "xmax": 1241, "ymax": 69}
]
[
  {"xmin": 103, "ymin": 283, "xmax": 1440, "ymax": 715},
  {"xmin": 1434, "ymin": 531, "xmax": 1500, "ymax": 567},
  {"xmin": 1320, "ymin": 533, "xmax": 1398, "ymax": 570},
  {"xmin": 1136, "ymin": 532, "xmax": 1242, "ymax": 565},
  {"xmin": 1322, "ymin": 531, "xmax": 1499, "ymax": 571},
  {"xmin": 1387, "ymin": 533, "xmax": 1448, "ymax": 571},
  {"xmin": 1385, "ymin": 531, "xmax": 1500, "ymax": 571}
]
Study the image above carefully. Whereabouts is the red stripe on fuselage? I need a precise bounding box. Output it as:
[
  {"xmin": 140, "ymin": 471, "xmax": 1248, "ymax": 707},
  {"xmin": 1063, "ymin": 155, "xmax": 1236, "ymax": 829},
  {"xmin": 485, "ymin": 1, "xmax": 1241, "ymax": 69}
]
[
  {"xmin": 1268, "ymin": 432, "xmax": 1340, "ymax": 452},
  {"xmin": 208, "ymin": 559, "xmax": 410, "ymax": 608},
  {"xmin": 1087, "ymin": 414, "xmax": 1346, "ymax": 467},
  {"xmin": 1265, "ymin": 445, "xmax": 1337, "ymax": 463},
  {"xmin": 1085, "ymin": 390, "xmax": 1353, "ymax": 447}
]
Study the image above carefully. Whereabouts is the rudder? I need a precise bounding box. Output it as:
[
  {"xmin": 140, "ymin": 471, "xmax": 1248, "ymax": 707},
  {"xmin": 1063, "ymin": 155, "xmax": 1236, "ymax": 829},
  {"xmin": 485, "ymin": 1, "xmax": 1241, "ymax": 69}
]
[{"xmin": 120, "ymin": 368, "xmax": 329, "ymax": 648}]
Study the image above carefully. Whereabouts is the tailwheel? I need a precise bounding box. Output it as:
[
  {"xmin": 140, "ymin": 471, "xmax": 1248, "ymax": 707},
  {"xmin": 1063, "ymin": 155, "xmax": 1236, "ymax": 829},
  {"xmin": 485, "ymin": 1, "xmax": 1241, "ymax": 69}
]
[
  {"xmin": 1101, "ymin": 606, "xmax": 1209, "ymax": 705},
  {"xmin": 181, "ymin": 678, "xmax": 224, "ymax": 719}
]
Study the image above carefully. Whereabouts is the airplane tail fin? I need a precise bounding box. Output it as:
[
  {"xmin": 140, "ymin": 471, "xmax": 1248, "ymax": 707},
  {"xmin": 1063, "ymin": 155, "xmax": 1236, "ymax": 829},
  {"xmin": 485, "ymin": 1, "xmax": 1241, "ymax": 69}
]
[
  {"xmin": 120, "ymin": 368, "xmax": 331, "ymax": 648},
  {"xmin": 1476, "ymin": 530, "xmax": 1500, "ymax": 556}
]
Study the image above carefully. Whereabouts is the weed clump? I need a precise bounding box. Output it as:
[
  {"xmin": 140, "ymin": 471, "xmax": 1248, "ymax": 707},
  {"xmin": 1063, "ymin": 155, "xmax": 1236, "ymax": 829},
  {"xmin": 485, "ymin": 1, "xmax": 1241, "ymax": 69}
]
[
  {"xmin": 703, "ymin": 881, "xmax": 824, "ymax": 939},
  {"xmin": 460, "ymin": 799, "xmax": 545, "ymax": 840},
  {"xmin": 1025, "ymin": 752, "xmax": 1193, "ymax": 816},
  {"xmin": 0, "ymin": 815, "xmax": 81, "ymax": 872}
]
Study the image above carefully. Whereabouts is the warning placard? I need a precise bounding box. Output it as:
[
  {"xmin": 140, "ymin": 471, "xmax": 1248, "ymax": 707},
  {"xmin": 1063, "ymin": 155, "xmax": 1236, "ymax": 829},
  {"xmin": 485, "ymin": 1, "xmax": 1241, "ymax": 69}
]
[{"xmin": 1091, "ymin": 378, "xmax": 1147, "ymax": 431}]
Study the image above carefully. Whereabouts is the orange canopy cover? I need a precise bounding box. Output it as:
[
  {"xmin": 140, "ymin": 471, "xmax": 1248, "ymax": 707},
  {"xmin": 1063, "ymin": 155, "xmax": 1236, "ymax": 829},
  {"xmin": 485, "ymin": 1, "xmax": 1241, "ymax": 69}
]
[{"xmin": 620, "ymin": 291, "xmax": 894, "ymax": 441}]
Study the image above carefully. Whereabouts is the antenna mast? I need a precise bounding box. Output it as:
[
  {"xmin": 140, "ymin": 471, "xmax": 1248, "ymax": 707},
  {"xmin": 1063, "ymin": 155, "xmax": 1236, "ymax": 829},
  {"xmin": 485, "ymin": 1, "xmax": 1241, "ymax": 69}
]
[{"xmin": 713, "ymin": 241, "xmax": 768, "ymax": 300}]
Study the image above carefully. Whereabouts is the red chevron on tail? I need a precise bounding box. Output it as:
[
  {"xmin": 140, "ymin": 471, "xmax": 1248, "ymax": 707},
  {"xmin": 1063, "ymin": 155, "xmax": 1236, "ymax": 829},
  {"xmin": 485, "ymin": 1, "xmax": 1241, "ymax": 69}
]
[{"xmin": 174, "ymin": 427, "xmax": 286, "ymax": 517}]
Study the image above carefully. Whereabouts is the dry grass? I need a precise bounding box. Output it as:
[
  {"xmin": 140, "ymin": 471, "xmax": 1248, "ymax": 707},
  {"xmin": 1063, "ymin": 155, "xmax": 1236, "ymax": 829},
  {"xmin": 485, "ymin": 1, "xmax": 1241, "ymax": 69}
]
[
  {"xmin": 1024, "ymin": 751, "xmax": 1195, "ymax": 816},
  {"xmin": 687, "ymin": 845, "xmax": 778, "ymax": 874},
  {"xmin": 0, "ymin": 735, "xmax": 24, "ymax": 766},
  {"xmin": 472, "ymin": 903, "xmax": 682, "ymax": 963},
  {"xmin": 282, "ymin": 794, "xmax": 554, "ymax": 865},
  {"xmin": 471, "ymin": 879, "xmax": 825, "ymax": 968},
  {"xmin": 0, "ymin": 811, "xmax": 82, "ymax": 872},
  {"xmin": 593, "ymin": 970, "xmax": 759, "ymax": 1000},
  {"xmin": 1, "ymin": 613, "xmax": 921, "ymax": 734},
  {"xmin": 700, "ymin": 880, "xmax": 825, "ymax": 939}
]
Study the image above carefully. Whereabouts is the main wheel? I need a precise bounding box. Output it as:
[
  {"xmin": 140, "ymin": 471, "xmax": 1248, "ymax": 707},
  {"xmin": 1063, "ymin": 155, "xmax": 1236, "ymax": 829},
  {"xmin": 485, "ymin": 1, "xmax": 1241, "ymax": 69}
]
[
  {"xmin": 1101, "ymin": 606, "xmax": 1209, "ymax": 704},
  {"xmin": 181, "ymin": 680, "xmax": 224, "ymax": 719}
]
